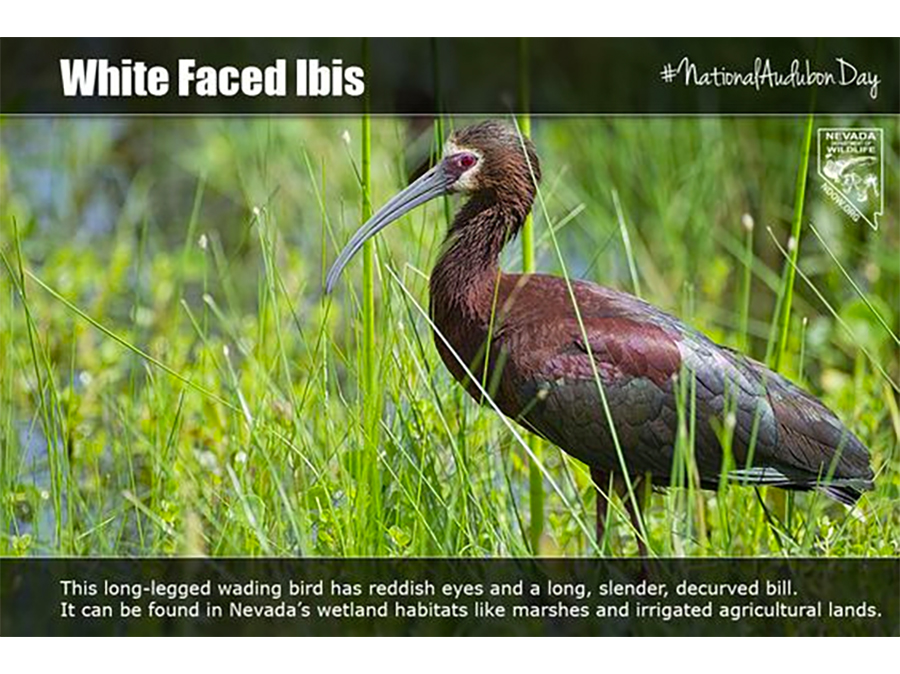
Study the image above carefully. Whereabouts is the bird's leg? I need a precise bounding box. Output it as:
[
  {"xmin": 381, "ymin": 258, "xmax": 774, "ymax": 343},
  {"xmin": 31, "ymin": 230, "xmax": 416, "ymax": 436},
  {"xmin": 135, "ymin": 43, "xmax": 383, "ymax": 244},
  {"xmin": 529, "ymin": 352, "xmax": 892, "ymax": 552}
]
[
  {"xmin": 590, "ymin": 466, "xmax": 611, "ymax": 553},
  {"xmin": 617, "ymin": 475, "xmax": 649, "ymax": 557}
]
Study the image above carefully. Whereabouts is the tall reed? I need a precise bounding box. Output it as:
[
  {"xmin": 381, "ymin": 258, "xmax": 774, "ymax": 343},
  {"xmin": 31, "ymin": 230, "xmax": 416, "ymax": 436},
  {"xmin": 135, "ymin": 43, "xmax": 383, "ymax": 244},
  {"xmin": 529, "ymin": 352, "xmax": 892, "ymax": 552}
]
[
  {"xmin": 360, "ymin": 38, "xmax": 383, "ymax": 551},
  {"xmin": 772, "ymin": 113, "xmax": 814, "ymax": 373},
  {"xmin": 518, "ymin": 38, "xmax": 544, "ymax": 554}
]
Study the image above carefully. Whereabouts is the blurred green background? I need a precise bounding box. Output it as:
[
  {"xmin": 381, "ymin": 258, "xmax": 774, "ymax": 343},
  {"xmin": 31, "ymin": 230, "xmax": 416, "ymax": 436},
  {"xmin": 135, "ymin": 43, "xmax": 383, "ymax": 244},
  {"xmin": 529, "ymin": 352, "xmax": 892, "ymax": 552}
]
[{"xmin": 1, "ymin": 116, "xmax": 898, "ymax": 557}]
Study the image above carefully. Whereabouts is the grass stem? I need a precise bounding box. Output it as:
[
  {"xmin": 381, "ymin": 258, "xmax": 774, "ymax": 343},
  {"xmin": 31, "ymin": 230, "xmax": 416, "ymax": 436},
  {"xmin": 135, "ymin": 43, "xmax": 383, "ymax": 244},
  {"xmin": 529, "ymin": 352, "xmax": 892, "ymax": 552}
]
[
  {"xmin": 518, "ymin": 38, "xmax": 543, "ymax": 554},
  {"xmin": 360, "ymin": 38, "xmax": 383, "ymax": 552},
  {"xmin": 773, "ymin": 114, "xmax": 814, "ymax": 373}
]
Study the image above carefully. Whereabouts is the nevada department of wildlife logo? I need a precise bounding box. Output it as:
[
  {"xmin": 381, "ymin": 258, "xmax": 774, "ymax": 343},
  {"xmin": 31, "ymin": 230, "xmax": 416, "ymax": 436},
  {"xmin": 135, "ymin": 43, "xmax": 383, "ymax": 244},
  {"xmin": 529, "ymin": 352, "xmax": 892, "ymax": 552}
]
[{"xmin": 817, "ymin": 128, "xmax": 883, "ymax": 230}]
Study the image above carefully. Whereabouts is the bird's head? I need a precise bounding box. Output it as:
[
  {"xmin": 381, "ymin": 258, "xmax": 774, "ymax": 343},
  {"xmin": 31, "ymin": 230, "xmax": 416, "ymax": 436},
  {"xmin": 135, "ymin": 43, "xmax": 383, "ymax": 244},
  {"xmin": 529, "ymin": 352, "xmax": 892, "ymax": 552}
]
[
  {"xmin": 443, "ymin": 120, "xmax": 541, "ymax": 196},
  {"xmin": 325, "ymin": 120, "xmax": 540, "ymax": 293}
]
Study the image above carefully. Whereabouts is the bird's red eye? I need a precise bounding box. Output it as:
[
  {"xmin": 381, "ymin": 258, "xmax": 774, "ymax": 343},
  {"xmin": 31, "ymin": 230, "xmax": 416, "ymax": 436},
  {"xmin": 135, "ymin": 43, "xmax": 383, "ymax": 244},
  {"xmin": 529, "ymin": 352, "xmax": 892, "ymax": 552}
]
[{"xmin": 456, "ymin": 153, "xmax": 477, "ymax": 170}]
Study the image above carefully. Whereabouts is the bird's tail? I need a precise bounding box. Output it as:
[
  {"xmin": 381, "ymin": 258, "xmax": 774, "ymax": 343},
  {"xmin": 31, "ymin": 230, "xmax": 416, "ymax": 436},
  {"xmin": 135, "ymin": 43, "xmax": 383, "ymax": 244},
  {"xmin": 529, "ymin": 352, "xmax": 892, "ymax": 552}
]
[
  {"xmin": 728, "ymin": 466, "xmax": 873, "ymax": 506},
  {"xmin": 818, "ymin": 480, "xmax": 874, "ymax": 506}
]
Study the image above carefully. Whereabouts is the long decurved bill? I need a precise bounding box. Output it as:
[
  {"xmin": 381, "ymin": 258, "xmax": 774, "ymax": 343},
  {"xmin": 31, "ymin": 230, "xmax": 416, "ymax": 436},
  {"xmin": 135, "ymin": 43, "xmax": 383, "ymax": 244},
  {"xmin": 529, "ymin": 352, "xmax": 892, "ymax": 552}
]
[{"xmin": 325, "ymin": 163, "xmax": 451, "ymax": 293}]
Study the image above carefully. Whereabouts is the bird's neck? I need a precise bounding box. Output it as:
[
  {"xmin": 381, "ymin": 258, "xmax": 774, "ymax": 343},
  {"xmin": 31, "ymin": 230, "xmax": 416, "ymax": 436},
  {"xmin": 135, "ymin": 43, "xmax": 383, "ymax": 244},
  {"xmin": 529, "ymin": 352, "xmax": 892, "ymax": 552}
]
[{"xmin": 429, "ymin": 193, "xmax": 528, "ymax": 324}]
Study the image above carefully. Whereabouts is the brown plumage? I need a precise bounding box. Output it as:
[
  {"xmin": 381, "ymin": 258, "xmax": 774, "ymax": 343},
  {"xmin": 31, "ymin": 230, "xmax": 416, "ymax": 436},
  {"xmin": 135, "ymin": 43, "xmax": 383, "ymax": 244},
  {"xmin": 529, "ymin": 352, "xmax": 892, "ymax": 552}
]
[{"xmin": 326, "ymin": 120, "xmax": 875, "ymax": 555}]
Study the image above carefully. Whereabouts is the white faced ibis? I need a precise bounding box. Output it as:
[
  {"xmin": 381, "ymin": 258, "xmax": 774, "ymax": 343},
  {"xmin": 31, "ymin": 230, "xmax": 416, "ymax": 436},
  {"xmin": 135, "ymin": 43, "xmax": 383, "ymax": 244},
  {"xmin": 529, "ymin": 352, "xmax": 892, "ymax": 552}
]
[{"xmin": 325, "ymin": 120, "xmax": 874, "ymax": 554}]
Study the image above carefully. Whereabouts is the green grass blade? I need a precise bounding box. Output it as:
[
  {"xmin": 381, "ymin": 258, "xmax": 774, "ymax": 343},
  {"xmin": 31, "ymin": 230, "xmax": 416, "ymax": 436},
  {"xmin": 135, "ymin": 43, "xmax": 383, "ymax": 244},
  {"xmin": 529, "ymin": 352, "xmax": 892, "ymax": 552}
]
[
  {"xmin": 773, "ymin": 114, "xmax": 814, "ymax": 373},
  {"xmin": 517, "ymin": 38, "xmax": 544, "ymax": 554}
]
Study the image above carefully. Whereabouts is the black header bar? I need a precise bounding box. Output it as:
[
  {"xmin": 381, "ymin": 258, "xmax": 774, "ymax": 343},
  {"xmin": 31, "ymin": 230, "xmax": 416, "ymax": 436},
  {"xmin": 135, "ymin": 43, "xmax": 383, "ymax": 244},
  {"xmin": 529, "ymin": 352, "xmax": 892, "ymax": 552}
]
[{"xmin": 1, "ymin": 38, "xmax": 898, "ymax": 115}]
